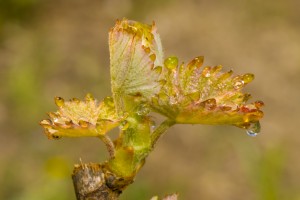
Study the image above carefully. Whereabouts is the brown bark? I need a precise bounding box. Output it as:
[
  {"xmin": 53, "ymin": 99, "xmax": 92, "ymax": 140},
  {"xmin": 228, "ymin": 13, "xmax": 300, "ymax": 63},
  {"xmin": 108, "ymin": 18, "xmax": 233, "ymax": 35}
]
[{"xmin": 72, "ymin": 163, "xmax": 133, "ymax": 200}]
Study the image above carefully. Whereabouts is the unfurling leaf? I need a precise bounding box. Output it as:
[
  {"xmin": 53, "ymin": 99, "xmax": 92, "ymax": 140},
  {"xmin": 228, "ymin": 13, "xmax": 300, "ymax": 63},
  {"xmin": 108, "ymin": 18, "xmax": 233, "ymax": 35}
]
[
  {"xmin": 151, "ymin": 56, "xmax": 264, "ymax": 130},
  {"xmin": 40, "ymin": 94, "xmax": 126, "ymax": 139},
  {"xmin": 109, "ymin": 19, "xmax": 164, "ymax": 111}
]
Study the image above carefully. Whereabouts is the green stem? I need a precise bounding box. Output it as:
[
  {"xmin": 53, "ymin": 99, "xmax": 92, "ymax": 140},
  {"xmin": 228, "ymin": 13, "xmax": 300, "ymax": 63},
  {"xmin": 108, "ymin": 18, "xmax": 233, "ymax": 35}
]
[{"xmin": 151, "ymin": 119, "xmax": 175, "ymax": 148}]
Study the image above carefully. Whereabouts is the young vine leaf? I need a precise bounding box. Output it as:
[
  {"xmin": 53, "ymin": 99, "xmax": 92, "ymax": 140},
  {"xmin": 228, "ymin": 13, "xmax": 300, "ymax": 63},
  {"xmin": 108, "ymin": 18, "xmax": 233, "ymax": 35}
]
[
  {"xmin": 151, "ymin": 56, "xmax": 264, "ymax": 131},
  {"xmin": 109, "ymin": 19, "xmax": 164, "ymax": 113},
  {"xmin": 40, "ymin": 94, "xmax": 126, "ymax": 139}
]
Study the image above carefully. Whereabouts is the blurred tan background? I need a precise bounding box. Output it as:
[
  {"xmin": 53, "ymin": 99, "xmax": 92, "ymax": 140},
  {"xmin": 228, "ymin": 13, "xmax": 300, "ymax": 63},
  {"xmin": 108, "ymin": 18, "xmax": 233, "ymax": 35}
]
[{"xmin": 1, "ymin": 0, "xmax": 300, "ymax": 199}]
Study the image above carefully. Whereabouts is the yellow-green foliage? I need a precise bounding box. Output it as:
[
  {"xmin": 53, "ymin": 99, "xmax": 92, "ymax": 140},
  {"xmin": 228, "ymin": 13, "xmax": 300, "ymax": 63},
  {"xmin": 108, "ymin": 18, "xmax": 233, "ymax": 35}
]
[{"xmin": 40, "ymin": 19, "xmax": 264, "ymax": 178}]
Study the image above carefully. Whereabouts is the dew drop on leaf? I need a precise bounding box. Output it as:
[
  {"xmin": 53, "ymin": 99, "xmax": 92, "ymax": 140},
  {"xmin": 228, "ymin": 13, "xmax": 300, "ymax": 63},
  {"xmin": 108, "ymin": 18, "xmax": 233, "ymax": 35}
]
[
  {"xmin": 55, "ymin": 97, "xmax": 65, "ymax": 107},
  {"xmin": 164, "ymin": 56, "xmax": 178, "ymax": 70},
  {"xmin": 246, "ymin": 121, "xmax": 261, "ymax": 137}
]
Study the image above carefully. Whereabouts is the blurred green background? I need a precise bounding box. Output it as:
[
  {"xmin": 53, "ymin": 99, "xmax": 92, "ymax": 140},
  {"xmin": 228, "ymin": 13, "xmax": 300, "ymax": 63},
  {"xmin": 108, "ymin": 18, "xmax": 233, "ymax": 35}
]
[{"xmin": 1, "ymin": 0, "xmax": 299, "ymax": 199}]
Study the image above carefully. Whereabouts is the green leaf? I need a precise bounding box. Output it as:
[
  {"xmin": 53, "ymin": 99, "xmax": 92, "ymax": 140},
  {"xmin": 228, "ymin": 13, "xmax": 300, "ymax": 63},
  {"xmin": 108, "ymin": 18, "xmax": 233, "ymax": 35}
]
[
  {"xmin": 109, "ymin": 19, "xmax": 164, "ymax": 111},
  {"xmin": 151, "ymin": 56, "xmax": 264, "ymax": 130},
  {"xmin": 40, "ymin": 94, "xmax": 126, "ymax": 139}
]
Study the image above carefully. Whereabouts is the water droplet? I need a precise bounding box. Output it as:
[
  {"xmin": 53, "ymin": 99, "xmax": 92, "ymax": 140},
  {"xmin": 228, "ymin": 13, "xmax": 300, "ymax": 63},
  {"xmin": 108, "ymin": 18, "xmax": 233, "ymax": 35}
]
[
  {"xmin": 247, "ymin": 130, "xmax": 257, "ymax": 137},
  {"xmin": 85, "ymin": 93, "xmax": 94, "ymax": 102},
  {"xmin": 104, "ymin": 96, "xmax": 114, "ymax": 107},
  {"xmin": 121, "ymin": 120, "xmax": 129, "ymax": 130},
  {"xmin": 242, "ymin": 73, "xmax": 255, "ymax": 84},
  {"xmin": 164, "ymin": 56, "xmax": 178, "ymax": 70},
  {"xmin": 55, "ymin": 97, "xmax": 65, "ymax": 107},
  {"xmin": 79, "ymin": 120, "xmax": 89, "ymax": 128},
  {"xmin": 246, "ymin": 122, "xmax": 260, "ymax": 137}
]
